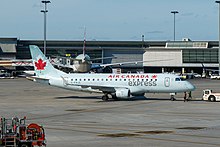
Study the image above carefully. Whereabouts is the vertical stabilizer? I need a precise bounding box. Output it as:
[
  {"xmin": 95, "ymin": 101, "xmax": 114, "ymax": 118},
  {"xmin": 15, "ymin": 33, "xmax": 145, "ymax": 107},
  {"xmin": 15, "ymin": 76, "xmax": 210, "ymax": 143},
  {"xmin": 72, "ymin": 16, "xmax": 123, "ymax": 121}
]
[
  {"xmin": 29, "ymin": 45, "xmax": 66, "ymax": 78},
  {"xmin": 83, "ymin": 27, "xmax": 86, "ymax": 56}
]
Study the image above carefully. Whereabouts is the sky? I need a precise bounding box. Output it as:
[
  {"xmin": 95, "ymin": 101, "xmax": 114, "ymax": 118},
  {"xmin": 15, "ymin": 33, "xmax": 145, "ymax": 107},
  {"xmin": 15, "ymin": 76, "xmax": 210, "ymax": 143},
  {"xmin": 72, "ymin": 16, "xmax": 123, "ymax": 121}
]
[{"xmin": 0, "ymin": 0, "xmax": 219, "ymax": 41}]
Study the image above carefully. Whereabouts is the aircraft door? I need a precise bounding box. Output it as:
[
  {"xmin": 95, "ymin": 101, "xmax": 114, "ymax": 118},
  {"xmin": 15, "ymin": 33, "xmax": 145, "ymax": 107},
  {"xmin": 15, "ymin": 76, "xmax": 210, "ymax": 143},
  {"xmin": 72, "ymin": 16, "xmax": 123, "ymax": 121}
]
[
  {"xmin": 164, "ymin": 77, "xmax": 170, "ymax": 87},
  {"xmin": 61, "ymin": 76, "xmax": 69, "ymax": 87}
]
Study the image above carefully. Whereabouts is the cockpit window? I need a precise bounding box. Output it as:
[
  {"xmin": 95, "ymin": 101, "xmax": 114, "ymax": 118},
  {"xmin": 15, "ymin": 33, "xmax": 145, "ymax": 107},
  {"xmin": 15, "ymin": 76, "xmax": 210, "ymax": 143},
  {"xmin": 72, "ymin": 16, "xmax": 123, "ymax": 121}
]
[{"xmin": 175, "ymin": 78, "xmax": 181, "ymax": 81}]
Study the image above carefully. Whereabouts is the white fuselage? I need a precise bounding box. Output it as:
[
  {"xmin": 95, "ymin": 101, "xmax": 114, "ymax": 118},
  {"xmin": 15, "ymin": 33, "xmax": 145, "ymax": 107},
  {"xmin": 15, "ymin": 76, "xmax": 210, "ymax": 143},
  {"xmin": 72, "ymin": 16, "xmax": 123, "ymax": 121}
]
[
  {"xmin": 29, "ymin": 45, "xmax": 196, "ymax": 100},
  {"xmin": 47, "ymin": 73, "xmax": 195, "ymax": 95}
]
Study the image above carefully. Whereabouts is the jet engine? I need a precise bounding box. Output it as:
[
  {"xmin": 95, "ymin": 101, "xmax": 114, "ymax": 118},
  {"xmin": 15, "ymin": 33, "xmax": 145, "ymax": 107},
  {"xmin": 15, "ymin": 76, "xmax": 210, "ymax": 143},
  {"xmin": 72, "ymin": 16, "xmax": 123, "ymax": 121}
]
[{"xmin": 115, "ymin": 88, "xmax": 131, "ymax": 98}]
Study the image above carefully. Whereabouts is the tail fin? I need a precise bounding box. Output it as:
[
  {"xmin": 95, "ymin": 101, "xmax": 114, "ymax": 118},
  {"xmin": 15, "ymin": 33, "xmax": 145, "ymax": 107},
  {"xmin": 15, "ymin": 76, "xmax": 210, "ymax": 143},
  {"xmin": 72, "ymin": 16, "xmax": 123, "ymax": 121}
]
[
  {"xmin": 83, "ymin": 27, "xmax": 86, "ymax": 56},
  {"xmin": 29, "ymin": 45, "xmax": 66, "ymax": 77}
]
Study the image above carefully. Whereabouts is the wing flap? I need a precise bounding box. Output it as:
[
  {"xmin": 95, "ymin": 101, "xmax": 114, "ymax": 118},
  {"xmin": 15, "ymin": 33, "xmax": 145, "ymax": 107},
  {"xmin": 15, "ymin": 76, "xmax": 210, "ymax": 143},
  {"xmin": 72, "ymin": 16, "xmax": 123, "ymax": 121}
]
[{"xmin": 72, "ymin": 83, "xmax": 120, "ymax": 93}]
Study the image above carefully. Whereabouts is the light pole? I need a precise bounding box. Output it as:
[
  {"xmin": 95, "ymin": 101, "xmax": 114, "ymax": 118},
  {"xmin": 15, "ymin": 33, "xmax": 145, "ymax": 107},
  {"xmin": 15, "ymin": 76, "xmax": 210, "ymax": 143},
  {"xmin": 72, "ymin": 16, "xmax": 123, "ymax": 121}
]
[
  {"xmin": 41, "ymin": 0, "xmax": 51, "ymax": 55},
  {"xmin": 171, "ymin": 11, "xmax": 179, "ymax": 41},
  {"xmin": 142, "ymin": 35, "xmax": 144, "ymax": 48},
  {"xmin": 216, "ymin": 1, "xmax": 220, "ymax": 75}
]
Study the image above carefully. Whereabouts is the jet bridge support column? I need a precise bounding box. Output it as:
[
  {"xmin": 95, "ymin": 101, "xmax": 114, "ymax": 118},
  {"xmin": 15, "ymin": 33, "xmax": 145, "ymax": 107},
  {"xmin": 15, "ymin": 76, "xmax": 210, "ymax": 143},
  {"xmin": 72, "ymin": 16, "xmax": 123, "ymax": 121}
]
[
  {"xmin": 182, "ymin": 68, "xmax": 185, "ymax": 74},
  {"xmin": 162, "ymin": 68, "xmax": 164, "ymax": 73}
]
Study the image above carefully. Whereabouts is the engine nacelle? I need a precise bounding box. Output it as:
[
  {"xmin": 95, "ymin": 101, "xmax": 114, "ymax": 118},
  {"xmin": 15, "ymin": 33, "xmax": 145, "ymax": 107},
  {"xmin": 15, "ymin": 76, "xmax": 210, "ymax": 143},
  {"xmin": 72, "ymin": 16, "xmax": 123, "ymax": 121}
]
[{"xmin": 115, "ymin": 88, "xmax": 131, "ymax": 98}]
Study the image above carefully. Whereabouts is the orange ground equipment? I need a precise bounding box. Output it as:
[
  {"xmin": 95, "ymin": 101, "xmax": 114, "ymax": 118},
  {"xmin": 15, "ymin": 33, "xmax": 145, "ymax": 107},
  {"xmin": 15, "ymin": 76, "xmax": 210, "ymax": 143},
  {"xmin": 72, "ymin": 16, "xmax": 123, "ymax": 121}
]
[{"xmin": 0, "ymin": 117, "xmax": 46, "ymax": 147}]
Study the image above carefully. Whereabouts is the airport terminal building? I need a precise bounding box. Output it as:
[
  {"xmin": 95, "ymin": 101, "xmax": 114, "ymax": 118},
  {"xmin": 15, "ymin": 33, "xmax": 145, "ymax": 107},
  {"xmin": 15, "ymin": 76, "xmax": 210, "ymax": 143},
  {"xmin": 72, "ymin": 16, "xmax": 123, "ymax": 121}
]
[{"xmin": 0, "ymin": 37, "xmax": 219, "ymax": 74}]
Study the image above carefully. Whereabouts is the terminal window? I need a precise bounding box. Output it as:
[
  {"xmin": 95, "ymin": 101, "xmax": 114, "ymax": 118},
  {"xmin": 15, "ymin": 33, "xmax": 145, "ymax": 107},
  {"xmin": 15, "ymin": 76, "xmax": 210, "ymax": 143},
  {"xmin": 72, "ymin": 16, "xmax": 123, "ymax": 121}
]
[{"xmin": 183, "ymin": 49, "xmax": 218, "ymax": 63}]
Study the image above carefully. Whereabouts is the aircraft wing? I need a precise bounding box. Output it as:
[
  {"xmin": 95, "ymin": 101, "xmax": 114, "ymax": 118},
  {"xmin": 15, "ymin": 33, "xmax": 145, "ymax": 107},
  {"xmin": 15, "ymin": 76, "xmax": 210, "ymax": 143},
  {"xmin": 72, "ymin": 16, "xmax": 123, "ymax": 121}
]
[
  {"xmin": 90, "ymin": 56, "xmax": 117, "ymax": 61},
  {"xmin": 84, "ymin": 85, "xmax": 116, "ymax": 93},
  {"xmin": 98, "ymin": 59, "xmax": 174, "ymax": 68},
  {"xmin": 51, "ymin": 62, "xmax": 73, "ymax": 68},
  {"xmin": 0, "ymin": 59, "xmax": 33, "ymax": 67},
  {"xmin": 205, "ymin": 68, "xmax": 220, "ymax": 72},
  {"xmin": 69, "ymin": 82, "xmax": 123, "ymax": 93}
]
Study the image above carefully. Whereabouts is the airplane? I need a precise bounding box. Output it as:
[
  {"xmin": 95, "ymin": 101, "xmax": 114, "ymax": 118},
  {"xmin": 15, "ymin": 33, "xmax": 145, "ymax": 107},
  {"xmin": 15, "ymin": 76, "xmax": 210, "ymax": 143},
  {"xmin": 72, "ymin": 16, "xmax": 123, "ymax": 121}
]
[
  {"xmin": 0, "ymin": 59, "xmax": 33, "ymax": 67},
  {"xmin": 49, "ymin": 30, "xmax": 117, "ymax": 73},
  {"xmin": 51, "ymin": 51, "xmax": 172, "ymax": 73},
  {"xmin": 50, "ymin": 30, "xmax": 94, "ymax": 73},
  {"xmin": 50, "ymin": 30, "xmax": 170, "ymax": 73},
  {"xmin": 28, "ymin": 45, "xmax": 195, "ymax": 101}
]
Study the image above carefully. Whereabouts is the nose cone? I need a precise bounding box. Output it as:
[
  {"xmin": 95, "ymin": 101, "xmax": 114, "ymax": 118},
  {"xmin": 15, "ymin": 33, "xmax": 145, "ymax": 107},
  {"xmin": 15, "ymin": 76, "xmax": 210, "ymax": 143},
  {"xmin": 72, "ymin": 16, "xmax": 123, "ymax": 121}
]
[{"xmin": 187, "ymin": 82, "xmax": 196, "ymax": 91}]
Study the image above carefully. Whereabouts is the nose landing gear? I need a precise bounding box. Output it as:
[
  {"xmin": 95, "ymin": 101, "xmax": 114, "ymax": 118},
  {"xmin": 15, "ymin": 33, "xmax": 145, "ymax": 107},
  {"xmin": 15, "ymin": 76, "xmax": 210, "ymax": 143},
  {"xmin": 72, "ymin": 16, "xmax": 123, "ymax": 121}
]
[{"xmin": 170, "ymin": 93, "xmax": 176, "ymax": 101}]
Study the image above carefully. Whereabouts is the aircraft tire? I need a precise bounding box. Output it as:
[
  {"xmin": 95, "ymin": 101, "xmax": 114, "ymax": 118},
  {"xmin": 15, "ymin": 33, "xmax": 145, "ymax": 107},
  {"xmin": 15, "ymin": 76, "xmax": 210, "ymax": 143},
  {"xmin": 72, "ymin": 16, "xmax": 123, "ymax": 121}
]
[
  {"xmin": 170, "ymin": 95, "xmax": 176, "ymax": 101},
  {"xmin": 102, "ymin": 95, "xmax": 109, "ymax": 101},
  {"xmin": 111, "ymin": 94, "xmax": 118, "ymax": 100}
]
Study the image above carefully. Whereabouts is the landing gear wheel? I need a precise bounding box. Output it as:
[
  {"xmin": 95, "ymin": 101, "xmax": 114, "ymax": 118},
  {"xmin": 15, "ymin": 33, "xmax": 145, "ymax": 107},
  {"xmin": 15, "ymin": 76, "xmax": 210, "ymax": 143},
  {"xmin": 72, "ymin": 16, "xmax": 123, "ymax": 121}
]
[
  {"xmin": 112, "ymin": 94, "xmax": 118, "ymax": 100},
  {"xmin": 102, "ymin": 95, "xmax": 109, "ymax": 101},
  {"xmin": 170, "ymin": 95, "xmax": 176, "ymax": 101}
]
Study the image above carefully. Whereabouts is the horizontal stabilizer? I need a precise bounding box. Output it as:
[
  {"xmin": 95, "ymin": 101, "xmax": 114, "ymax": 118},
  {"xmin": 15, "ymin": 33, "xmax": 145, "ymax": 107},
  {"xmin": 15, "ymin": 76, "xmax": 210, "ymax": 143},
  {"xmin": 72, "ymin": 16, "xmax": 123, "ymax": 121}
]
[{"xmin": 26, "ymin": 76, "xmax": 49, "ymax": 85}]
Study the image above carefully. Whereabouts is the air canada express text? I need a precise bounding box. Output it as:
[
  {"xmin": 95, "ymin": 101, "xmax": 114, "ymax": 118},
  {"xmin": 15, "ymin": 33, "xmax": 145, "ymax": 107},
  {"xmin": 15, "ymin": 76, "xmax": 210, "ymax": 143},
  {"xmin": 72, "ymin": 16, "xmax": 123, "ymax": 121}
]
[{"xmin": 108, "ymin": 74, "xmax": 157, "ymax": 79}]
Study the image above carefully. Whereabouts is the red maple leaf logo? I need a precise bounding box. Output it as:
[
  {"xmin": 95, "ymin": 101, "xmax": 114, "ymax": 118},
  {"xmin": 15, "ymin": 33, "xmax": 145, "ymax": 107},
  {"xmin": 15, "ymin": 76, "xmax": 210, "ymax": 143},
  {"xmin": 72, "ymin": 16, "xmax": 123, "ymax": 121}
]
[
  {"xmin": 152, "ymin": 75, "xmax": 157, "ymax": 79},
  {"xmin": 35, "ymin": 58, "xmax": 46, "ymax": 70}
]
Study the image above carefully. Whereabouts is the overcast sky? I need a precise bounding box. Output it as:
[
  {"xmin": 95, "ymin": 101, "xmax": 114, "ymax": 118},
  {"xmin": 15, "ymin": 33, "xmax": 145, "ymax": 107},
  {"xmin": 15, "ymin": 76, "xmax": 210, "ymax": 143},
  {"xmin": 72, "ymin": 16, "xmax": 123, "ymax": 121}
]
[{"xmin": 0, "ymin": 0, "xmax": 219, "ymax": 41}]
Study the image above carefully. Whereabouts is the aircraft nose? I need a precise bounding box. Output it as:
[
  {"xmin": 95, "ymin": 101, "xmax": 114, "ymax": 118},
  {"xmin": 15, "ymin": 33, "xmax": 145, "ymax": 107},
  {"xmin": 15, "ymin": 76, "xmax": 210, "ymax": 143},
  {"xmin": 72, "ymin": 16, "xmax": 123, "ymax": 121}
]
[{"xmin": 187, "ymin": 82, "xmax": 196, "ymax": 91}]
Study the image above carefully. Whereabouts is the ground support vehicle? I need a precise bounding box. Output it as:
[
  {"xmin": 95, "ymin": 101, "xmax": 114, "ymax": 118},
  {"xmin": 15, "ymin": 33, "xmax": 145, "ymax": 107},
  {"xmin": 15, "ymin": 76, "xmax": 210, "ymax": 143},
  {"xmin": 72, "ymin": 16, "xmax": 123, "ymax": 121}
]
[
  {"xmin": 0, "ymin": 117, "xmax": 46, "ymax": 147},
  {"xmin": 210, "ymin": 74, "xmax": 220, "ymax": 80},
  {"xmin": 203, "ymin": 89, "xmax": 220, "ymax": 102}
]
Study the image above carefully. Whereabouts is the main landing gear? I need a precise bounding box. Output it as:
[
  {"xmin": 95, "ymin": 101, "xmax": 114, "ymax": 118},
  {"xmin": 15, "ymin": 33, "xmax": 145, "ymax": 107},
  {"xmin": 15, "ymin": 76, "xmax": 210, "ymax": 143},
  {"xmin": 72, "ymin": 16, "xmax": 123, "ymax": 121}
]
[
  {"xmin": 102, "ymin": 94, "xmax": 109, "ymax": 101},
  {"xmin": 102, "ymin": 93, "xmax": 118, "ymax": 101}
]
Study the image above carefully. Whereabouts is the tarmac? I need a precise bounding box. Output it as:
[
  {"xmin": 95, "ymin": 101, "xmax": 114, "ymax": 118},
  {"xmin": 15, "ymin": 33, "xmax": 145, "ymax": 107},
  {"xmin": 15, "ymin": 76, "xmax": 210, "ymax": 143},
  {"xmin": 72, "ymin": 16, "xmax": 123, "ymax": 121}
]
[{"xmin": 0, "ymin": 78, "xmax": 220, "ymax": 147}]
